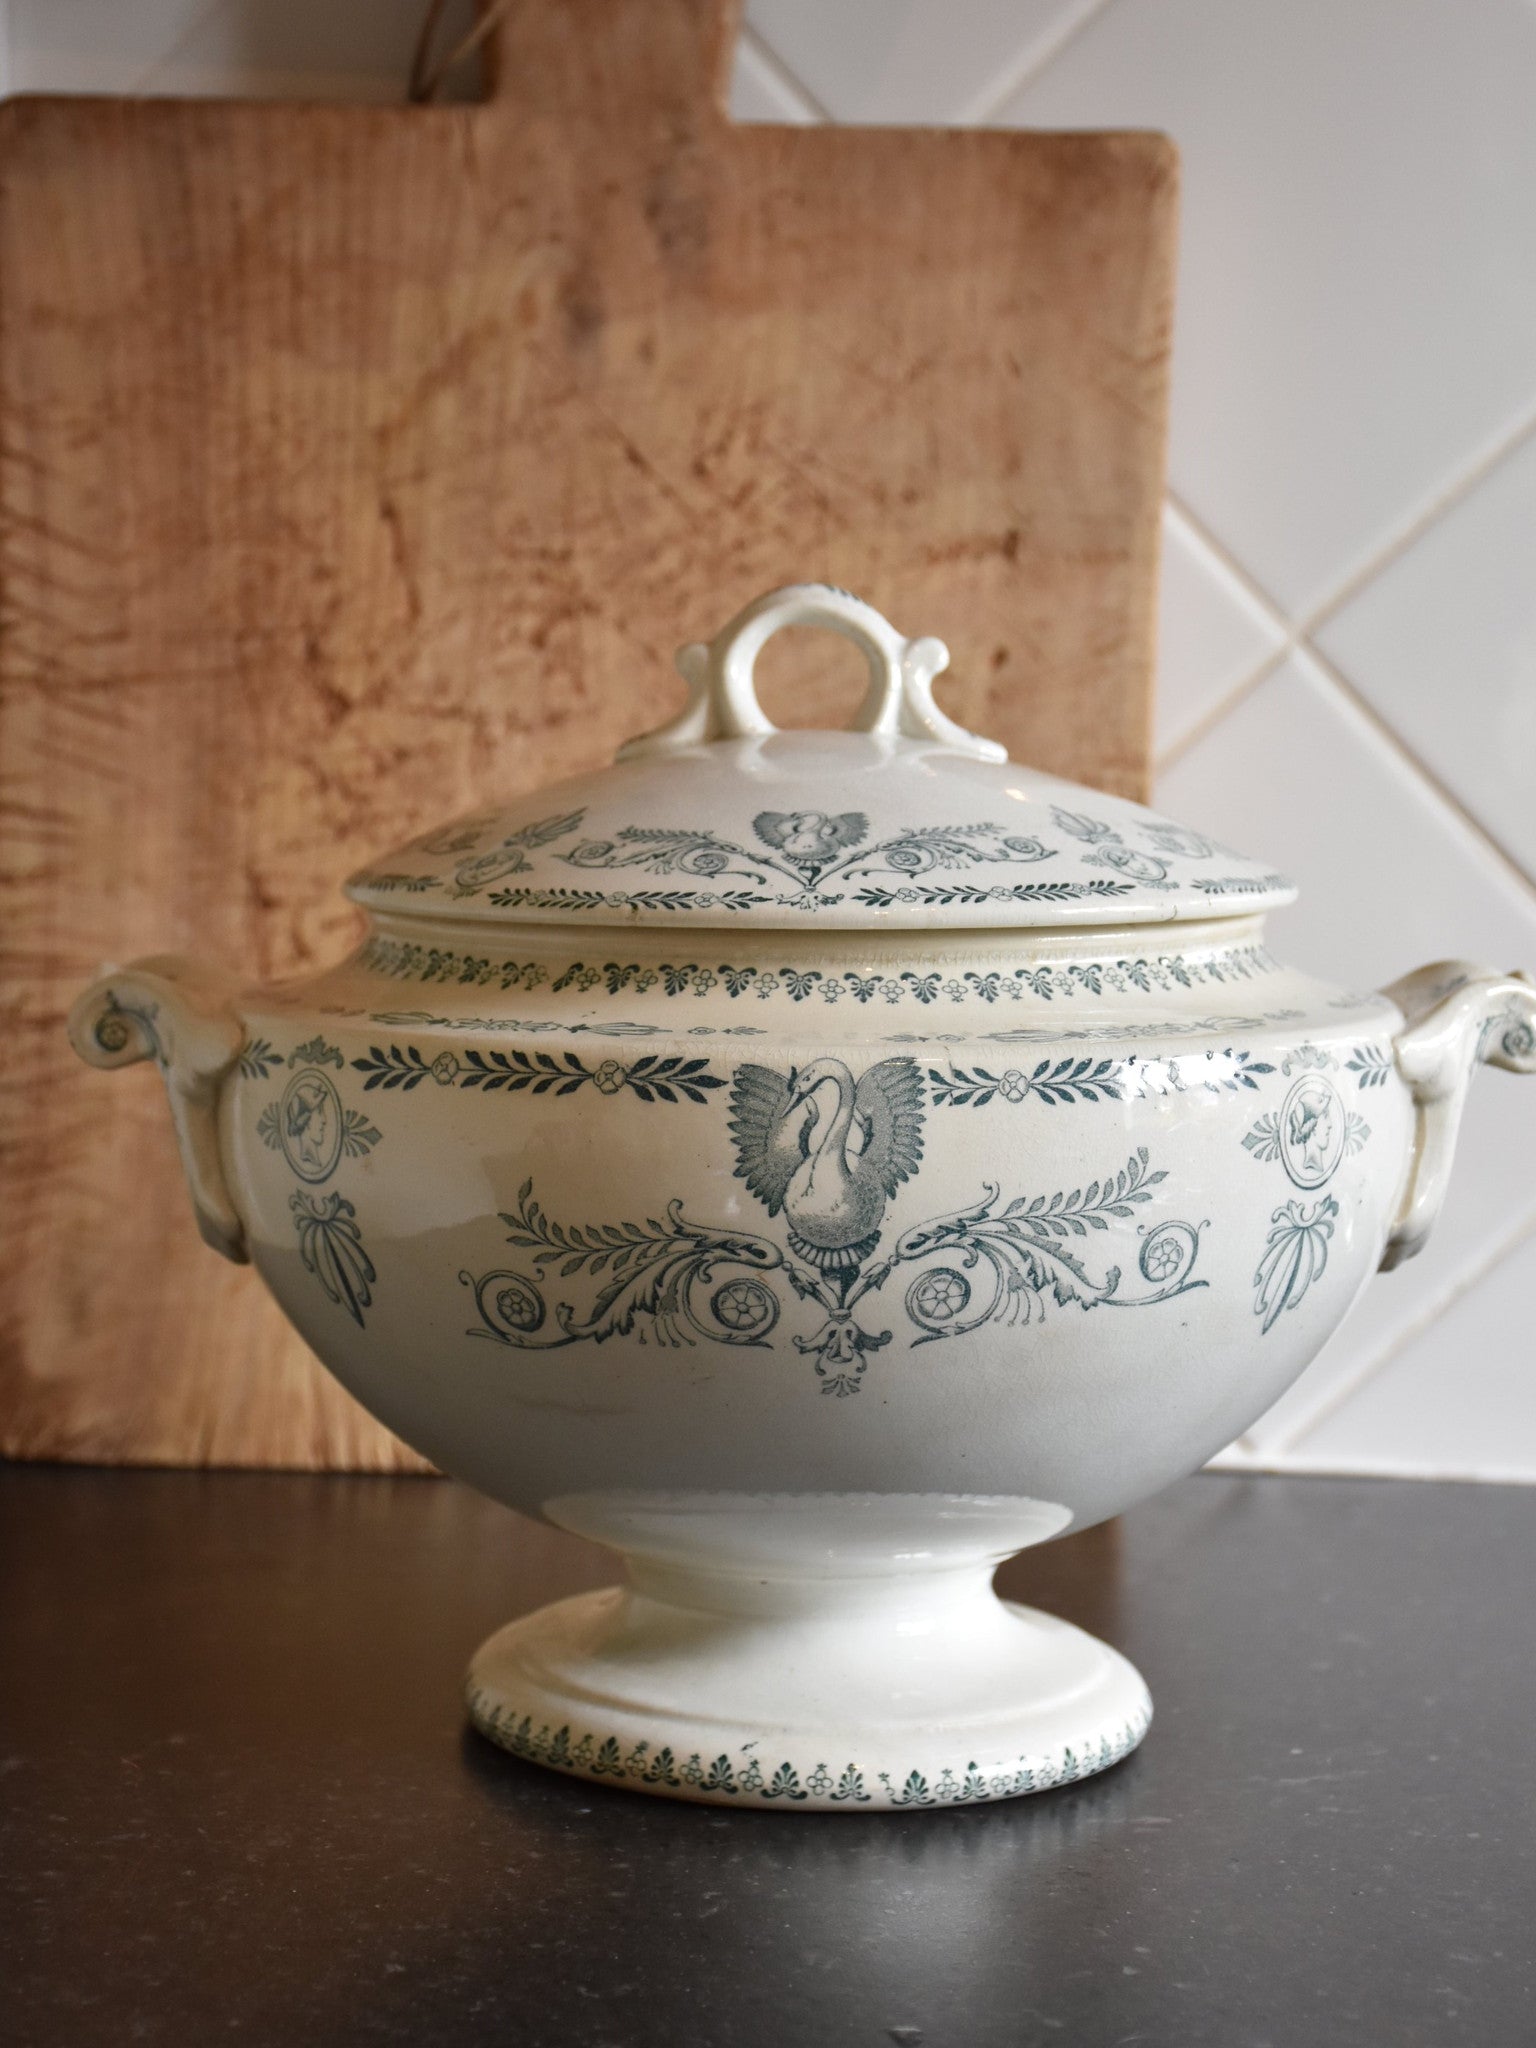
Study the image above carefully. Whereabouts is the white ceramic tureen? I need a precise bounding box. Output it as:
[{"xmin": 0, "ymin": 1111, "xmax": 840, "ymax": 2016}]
[{"xmin": 72, "ymin": 585, "xmax": 1536, "ymax": 1812}]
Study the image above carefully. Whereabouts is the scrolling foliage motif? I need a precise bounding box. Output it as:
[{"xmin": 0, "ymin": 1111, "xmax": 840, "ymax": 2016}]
[
  {"xmin": 556, "ymin": 811, "xmax": 1060, "ymax": 912},
  {"xmin": 462, "ymin": 1058, "xmax": 1206, "ymax": 1396},
  {"xmin": 360, "ymin": 807, "xmax": 1084, "ymax": 914},
  {"xmin": 462, "ymin": 1188, "xmax": 786, "ymax": 1355},
  {"xmin": 358, "ymin": 798, "xmax": 1284, "ymax": 914}
]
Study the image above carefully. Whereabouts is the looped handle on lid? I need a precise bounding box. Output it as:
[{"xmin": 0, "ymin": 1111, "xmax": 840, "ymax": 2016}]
[{"xmin": 618, "ymin": 583, "xmax": 1007, "ymax": 764}]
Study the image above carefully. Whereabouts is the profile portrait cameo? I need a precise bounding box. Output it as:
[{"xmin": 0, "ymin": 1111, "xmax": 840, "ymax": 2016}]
[
  {"xmin": 1279, "ymin": 1074, "xmax": 1346, "ymax": 1190},
  {"xmin": 279, "ymin": 1068, "xmax": 345, "ymax": 1184}
]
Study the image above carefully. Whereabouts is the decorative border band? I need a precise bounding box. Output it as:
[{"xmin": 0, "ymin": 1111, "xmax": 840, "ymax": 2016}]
[
  {"xmin": 466, "ymin": 1685, "xmax": 1152, "ymax": 1809},
  {"xmin": 358, "ymin": 934, "xmax": 1279, "ymax": 1007}
]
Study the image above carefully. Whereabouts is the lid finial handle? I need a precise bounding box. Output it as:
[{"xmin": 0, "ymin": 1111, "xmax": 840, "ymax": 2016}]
[{"xmin": 618, "ymin": 584, "xmax": 1007, "ymax": 764}]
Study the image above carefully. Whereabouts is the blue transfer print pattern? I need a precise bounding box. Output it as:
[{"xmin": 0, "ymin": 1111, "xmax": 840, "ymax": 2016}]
[
  {"xmin": 461, "ymin": 1059, "xmax": 1206, "ymax": 1396},
  {"xmin": 466, "ymin": 1685, "xmax": 1150, "ymax": 1807},
  {"xmin": 351, "ymin": 1044, "xmax": 725, "ymax": 1103},
  {"xmin": 248, "ymin": 1042, "xmax": 381, "ymax": 1326},
  {"xmin": 353, "ymin": 803, "xmax": 1287, "ymax": 916},
  {"xmin": 1254, "ymin": 1197, "xmax": 1339, "ymax": 1335},
  {"xmin": 1238, "ymin": 1047, "xmax": 1385, "ymax": 1325},
  {"xmin": 356, "ymin": 933, "xmax": 1281, "ymax": 1006},
  {"xmin": 291, "ymin": 1190, "xmax": 375, "ymax": 1327}
]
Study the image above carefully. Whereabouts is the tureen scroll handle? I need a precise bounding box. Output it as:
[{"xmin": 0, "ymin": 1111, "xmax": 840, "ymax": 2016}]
[
  {"xmin": 618, "ymin": 582, "xmax": 1008, "ymax": 764},
  {"xmin": 1380, "ymin": 960, "xmax": 1536, "ymax": 1271},
  {"xmin": 68, "ymin": 956, "xmax": 250, "ymax": 1264}
]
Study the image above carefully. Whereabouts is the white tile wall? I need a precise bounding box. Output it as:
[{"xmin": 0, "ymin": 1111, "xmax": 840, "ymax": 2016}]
[
  {"xmin": 1268, "ymin": 1225, "xmax": 1536, "ymax": 1481},
  {"xmin": 1316, "ymin": 424, "xmax": 1536, "ymax": 887},
  {"xmin": 1154, "ymin": 502, "xmax": 1286, "ymax": 757},
  {"xmin": 742, "ymin": 0, "xmax": 1100, "ymax": 125},
  {"xmin": 998, "ymin": 0, "xmax": 1536, "ymax": 621},
  {"xmin": 8, "ymin": 0, "xmax": 1534, "ymax": 1478}
]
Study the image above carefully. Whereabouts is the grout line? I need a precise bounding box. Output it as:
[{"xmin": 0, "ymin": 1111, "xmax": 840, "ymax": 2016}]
[
  {"xmin": 1164, "ymin": 492, "xmax": 1293, "ymax": 637},
  {"xmin": 735, "ymin": 21, "xmax": 832, "ymax": 124},
  {"xmin": 1154, "ymin": 639, "xmax": 1289, "ymax": 779},
  {"xmin": 962, "ymin": 0, "xmax": 1125, "ymax": 125},
  {"xmin": 1162, "ymin": 465, "xmax": 1536, "ymax": 1469},
  {"xmin": 1158, "ymin": 397, "xmax": 1536, "ymax": 781},
  {"xmin": 1161, "ymin": 624, "xmax": 1536, "ymax": 903},
  {"xmin": 1301, "ymin": 397, "xmax": 1536, "ymax": 640},
  {"xmin": 1301, "ymin": 640, "xmax": 1536, "ymax": 901},
  {"xmin": 1265, "ymin": 1212, "xmax": 1536, "ymax": 1457},
  {"xmin": 1159, "ymin": 399, "xmax": 1536, "ymax": 773},
  {"xmin": 1155, "ymin": 488, "xmax": 1536, "ymax": 908},
  {"xmin": 1153, "ymin": 491, "xmax": 1296, "ymax": 774}
]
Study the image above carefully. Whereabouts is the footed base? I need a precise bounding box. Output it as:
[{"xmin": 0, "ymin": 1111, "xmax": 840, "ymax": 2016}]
[{"xmin": 466, "ymin": 1556, "xmax": 1151, "ymax": 1811}]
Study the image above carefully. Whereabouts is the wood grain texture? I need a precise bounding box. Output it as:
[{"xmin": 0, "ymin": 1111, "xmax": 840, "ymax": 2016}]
[{"xmin": 0, "ymin": 0, "xmax": 1177, "ymax": 1467}]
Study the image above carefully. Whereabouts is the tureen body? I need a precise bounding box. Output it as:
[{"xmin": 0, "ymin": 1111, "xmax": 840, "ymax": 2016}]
[
  {"xmin": 70, "ymin": 587, "xmax": 1536, "ymax": 1810},
  {"xmin": 213, "ymin": 915, "xmax": 1406, "ymax": 1520}
]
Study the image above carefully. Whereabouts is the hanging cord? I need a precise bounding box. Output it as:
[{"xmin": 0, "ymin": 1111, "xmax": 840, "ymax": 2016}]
[{"xmin": 409, "ymin": 0, "xmax": 516, "ymax": 104}]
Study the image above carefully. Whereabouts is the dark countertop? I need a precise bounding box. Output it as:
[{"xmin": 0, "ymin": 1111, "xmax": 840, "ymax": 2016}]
[{"xmin": 2, "ymin": 1467, "xmax": 1532, "ymax": 2048}]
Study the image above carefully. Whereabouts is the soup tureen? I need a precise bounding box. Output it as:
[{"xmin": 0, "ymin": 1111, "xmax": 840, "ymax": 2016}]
[{"xmin": 71, "ymin": 585, "xmax": 1536, "ymax": 1811}]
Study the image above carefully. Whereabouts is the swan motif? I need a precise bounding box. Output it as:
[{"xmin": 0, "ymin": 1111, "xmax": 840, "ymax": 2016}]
[
  {"xmin": 729, "ymin": 1056, "xmax": 925, "ymax": 1271},
  {"xmin": 752, "ymin": 810, "xmax": 868, "ymax": 876}
]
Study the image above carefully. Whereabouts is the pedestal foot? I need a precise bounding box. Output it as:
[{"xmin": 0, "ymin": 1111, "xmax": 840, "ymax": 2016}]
[{"xmin": 466, "ymin": 1551, "xmax": 1150, "ymax": 1811}]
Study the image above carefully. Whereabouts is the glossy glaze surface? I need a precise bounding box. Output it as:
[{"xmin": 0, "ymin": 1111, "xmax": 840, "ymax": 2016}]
[
  {"xmin": 65, "ymin": 587, "xmax": 1536, "ymax": 1805},
  {"xmin": 212, "ymin": 920, "xmax": 1405, "ymax": 1529}
]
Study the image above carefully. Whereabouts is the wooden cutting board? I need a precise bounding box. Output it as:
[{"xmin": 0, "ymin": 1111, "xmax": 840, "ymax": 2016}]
[{"xmin": 0, "ymin": 0, "xmax": 1177, "ymax": 1468}]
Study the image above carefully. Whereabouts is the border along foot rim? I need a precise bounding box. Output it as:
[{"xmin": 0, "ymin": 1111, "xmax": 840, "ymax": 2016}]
[{"xmin": 464, "ymin": 1587, "xmax": 1152, "ymax": 1811}]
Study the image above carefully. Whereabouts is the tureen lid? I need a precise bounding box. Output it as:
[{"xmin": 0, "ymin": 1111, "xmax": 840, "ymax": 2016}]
[{"xmin": 347, "ymin": 586, "xmax": 1294, "ymax": 933}]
